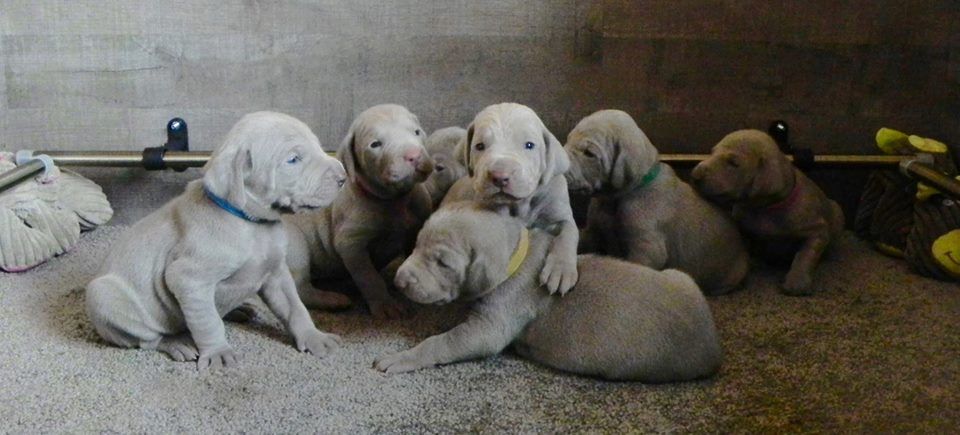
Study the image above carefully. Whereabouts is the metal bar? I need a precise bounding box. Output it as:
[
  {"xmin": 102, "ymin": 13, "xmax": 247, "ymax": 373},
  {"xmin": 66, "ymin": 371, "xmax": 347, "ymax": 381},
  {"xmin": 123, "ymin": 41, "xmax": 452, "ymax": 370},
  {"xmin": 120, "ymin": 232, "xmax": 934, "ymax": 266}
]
[
  {"xmin": 0, "ymin": 160, "xmax": 46, "ymax": 193},
  {"xmin": 0, "ymin": 149, "xmax": 928, "ymax": 196},
  {"xmin": 40, "ymin": 151, "xmax": 212, "ymax": 167},
  {"xmin": 901, "ymin": 160, "xmax": 960, "ymax": 200},
  {"xmin": 660, "ymin": 153, "xmax": 907, "ymax": 167}
]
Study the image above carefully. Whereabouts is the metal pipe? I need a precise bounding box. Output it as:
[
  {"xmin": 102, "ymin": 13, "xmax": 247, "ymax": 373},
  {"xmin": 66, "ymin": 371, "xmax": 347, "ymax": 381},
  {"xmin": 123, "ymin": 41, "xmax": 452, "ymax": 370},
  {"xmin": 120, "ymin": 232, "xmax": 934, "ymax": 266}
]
[
  {"xmin": 900, "ymin": 160, "xmax": 960, "ymax": 200},
  {"xmin": 40, "ymin": 151, "xmax": 212, "ymax": 167},
  {"xmin": 660, "ymin": 153, "xmax": 908, "ymax": 167},
  {"xmin": 0, "ymin": 159, "xmax": 46, "ymax": 193},
  {"xmin": 0, "ymin": 149, "xmax": 932, "ymax": 195}
]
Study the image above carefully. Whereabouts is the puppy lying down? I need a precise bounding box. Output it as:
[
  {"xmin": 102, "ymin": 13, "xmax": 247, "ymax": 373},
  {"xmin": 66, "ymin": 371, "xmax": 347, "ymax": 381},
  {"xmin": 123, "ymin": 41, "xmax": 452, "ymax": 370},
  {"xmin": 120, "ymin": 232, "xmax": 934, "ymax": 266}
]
[
  {"xmin": 564, "ymin": 110, "xmax": 749, "ymax": 295},
  {"xmin": 691, "ymin": 129, "xmax": 844, "ymax": 295},
  {"xmin": 86, "ymin": 112, "xmax": 347, "ymax": 369},
  {"xmin": 377, "ymin": 203, "xmax": 722, "ymax": 382}
]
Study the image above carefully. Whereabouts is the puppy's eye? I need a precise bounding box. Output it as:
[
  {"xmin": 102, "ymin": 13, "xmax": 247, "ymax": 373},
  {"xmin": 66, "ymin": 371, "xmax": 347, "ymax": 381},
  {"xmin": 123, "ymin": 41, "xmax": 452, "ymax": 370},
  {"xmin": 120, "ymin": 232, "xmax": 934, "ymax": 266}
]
[
  {"xmin": 370, "ymin": 141, "xmax": 383, "ymax": 149},
  {"xmin": 583, "ymin": 149, "xmax": 597, "ymax": 159},
  {"xmin": 475, "ymin": 142, "xmax": 486, "ymax": 151},
  {"xmin": 436, "ymin": 257, "xmax": 451, "ymax": 269},
  {"xmin": 524, "ymin": 141, "xmax": 536, "ymax": 150},
  {"xmin": 415, "ymin": 129, "xmax": 422, "ymax": 136},
  {"xmin": 726, "ymin": 158, "xmax": 740, "ymax": 168},
  {"xmin": 286, "ymin": 155, "xmax": 302, "ymax": 165},
  {"xmin": 436, "ymin": 164, "xmax": 446, "ymax": 172}
]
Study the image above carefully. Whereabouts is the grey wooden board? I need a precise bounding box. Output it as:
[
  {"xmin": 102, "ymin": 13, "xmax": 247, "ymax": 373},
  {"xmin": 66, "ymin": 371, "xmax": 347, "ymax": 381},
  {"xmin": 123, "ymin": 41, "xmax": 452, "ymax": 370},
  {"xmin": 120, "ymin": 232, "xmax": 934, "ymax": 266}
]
[{"xmin": 1, "ymin": 0, "xmax": 958, "ymax": 158}]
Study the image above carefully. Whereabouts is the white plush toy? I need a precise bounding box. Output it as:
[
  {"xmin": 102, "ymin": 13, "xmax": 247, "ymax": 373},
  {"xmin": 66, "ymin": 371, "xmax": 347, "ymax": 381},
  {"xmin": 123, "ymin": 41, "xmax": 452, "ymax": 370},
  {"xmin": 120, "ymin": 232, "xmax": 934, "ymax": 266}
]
[{"xmin": 0, "ymin": 151, "xmax": 113, "ymax": 272}]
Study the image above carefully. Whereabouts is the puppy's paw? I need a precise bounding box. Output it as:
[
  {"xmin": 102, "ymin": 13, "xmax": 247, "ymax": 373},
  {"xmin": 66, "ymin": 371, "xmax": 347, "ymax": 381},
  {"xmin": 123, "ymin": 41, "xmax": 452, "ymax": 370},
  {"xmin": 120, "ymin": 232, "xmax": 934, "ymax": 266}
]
[
  {"xmin": 197, "ymin": 346, "xmax": 241, "ymax": 371},
  {"xmin": 539, "ymin": 253, "xmax": 579, "ymax": 295},
  {"xmin": 369, "ymin": 298, "xmax": 410, "ymax": 320},
  {"xmin": 297, "ymin": 329, "xmax": 341, "ymax": 358},
  {"xmin": 157, "ymin": 334, "xmax": 199, "ymax": 362},
  {"xmin": 782, "ymin": 271, "xmax": 814, "ymax": 296},
  {"xmin": 373, "ymin": 350, "xmax": 431, "ymax": 374}
]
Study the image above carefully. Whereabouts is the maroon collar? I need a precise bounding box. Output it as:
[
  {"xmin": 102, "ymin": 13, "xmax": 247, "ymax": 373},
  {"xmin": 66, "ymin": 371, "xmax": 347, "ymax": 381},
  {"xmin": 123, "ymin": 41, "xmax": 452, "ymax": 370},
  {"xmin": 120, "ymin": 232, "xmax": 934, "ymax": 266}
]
[
  {"xmin": 761, "ymin": 180, "xmax": 801, "ymax": 212},
  {"xmin": 354, "ymin": 175, "xmax": 393, "ymax": 201}
]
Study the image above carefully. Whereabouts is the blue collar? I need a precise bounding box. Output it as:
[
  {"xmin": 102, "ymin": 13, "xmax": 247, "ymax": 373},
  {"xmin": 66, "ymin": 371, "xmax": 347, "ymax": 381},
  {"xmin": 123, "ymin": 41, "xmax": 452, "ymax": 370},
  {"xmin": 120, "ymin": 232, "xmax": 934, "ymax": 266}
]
[{"xmin": 202, "ymin": 185, "xmax": 273, "ymax": 223}]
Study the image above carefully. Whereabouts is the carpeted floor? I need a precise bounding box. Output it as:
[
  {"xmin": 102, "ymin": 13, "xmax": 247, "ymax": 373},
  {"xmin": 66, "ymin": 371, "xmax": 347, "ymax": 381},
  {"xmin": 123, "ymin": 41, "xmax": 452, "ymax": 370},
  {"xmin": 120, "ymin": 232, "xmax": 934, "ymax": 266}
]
[{"xmin": 0, "ymin": 226, "xmax": 957, "ymax": 433}]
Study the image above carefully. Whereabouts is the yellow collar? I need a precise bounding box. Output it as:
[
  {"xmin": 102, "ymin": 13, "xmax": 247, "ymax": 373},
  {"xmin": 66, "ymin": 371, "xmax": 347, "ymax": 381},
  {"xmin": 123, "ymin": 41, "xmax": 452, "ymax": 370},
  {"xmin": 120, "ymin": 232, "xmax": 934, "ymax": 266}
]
[{"xmin": 506, "ymin": 228, "xmax": 530, "ymax": 277}]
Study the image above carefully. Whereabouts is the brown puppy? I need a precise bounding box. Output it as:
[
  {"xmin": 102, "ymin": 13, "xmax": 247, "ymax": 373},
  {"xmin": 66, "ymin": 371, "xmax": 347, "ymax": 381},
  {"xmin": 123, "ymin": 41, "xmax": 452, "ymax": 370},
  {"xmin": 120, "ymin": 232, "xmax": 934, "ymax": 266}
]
[{"xmin": 691, "ymin": 129, "xmax": 844, "ymax": 295}]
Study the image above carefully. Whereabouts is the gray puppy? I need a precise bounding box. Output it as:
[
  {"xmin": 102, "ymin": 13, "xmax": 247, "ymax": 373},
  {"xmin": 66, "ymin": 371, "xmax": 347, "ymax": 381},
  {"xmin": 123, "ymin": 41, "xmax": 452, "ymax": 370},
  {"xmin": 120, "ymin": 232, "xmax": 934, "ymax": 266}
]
[
  {"xmin": 691, "ymin": 129, "xmax": 845, "ymax": 295},
  {"xmin": 284, "ymin": 104, "xmax": 434, "ymax": 319},
  {"xmin": 422, "ymin": 126, "xmax": 468, "ymax": 207},
  {"xmin": 376, "ymin": 203, "xmax": 723, "ymax": 382},
  {"xmin": 86, "ymin": 112, "xmax": 347, "ymax": 370},
  {"xmin": 565, "ymin": 110, "xmax": 749, "ymax": 295},
  {"xmin": 442, "ymin": 103, "xmax": 579, "ymax": 294}
]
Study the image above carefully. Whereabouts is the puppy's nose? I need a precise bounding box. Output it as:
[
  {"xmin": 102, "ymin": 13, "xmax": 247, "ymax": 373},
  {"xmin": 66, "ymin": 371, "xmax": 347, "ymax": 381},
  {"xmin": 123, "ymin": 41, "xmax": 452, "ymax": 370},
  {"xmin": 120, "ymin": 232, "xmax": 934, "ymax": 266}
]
[
  {"xmin": 690, "ymin": 164, "xmax": 704, "ymax": 181},
  {"xmin": 404, "ymin": 149, "xmax": 422, "ymax": 166},
  {"xmin": 489, "ymin": 170, "xmax": 510, "ymax": 188},
  {"xmin": 394, "ymin": 268, "xmax": 416, "ymax": 291}
]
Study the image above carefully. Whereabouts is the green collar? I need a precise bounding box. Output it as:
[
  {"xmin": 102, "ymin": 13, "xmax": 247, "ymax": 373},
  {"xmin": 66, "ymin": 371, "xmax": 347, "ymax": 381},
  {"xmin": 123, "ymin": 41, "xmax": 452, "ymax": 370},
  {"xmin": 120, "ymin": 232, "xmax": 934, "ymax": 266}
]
[{"xmin": 638, "ymin": 162, "xmax": 662, "ymax": 188}]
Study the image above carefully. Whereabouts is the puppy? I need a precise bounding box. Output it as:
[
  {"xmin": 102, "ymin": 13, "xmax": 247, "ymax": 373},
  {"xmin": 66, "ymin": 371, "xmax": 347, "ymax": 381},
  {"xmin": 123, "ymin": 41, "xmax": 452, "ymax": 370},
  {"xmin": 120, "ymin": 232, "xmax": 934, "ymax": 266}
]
[
  {"xmin": 441, "ymin": 103, "xmax": 578, "ymax": 294},
  {"xmin": 86, "ymin": 112, "xmax": 346, "ymax": 369},
  {"xmin": 284, "ymin": 104, "xmax": 434, "ymax": 319},
  {"xmin": 422, "ymin": 127, "xmax": 469, "ymax": 207},
  {"xmin": 376, "ymin": 203, "xmax": 722, "ymax": 382},
  {"xmin": 564, "ymin": 110, "xmax": 749, "ymax": 295},
  {"xmin": 691, "ymin": 129, "xmax": 845, "ymax": 295}
]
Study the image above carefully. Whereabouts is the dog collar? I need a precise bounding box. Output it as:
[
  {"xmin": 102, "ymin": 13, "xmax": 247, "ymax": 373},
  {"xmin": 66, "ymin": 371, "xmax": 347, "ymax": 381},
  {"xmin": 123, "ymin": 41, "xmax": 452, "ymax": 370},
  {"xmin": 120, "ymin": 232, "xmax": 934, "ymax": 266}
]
[
  {"xmin": 638, "ymin": 162, "xmax": 662, "ymax": 188},
  {"xmin": 506, "ymin": 227, "xmax": 530, "ymax": 278},
  {"xmin": 203, "ymin": 185, "xmax": 274, "ymax": 223},
  {"xmin": 761, "ymin": 180, "xmax": 801, "ymax": 212}
]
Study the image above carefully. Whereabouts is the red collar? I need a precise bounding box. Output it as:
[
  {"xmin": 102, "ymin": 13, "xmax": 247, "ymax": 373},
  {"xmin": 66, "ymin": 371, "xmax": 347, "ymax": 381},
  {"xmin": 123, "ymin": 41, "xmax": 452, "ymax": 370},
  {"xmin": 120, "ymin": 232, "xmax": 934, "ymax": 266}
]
[{"xmin": 762, "ymin": 180, "xmax": 801, "ymax": 212}]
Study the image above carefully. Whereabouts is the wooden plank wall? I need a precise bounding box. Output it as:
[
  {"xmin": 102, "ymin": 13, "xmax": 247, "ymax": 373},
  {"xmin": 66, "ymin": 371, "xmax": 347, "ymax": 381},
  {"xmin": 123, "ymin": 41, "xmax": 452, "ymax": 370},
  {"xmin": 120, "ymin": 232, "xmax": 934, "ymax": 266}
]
[
  {"xmin": 1, "ymin": 1, "xmax": 957, "ymax": 155},
  {"xmin": 0, "ymin": 0, "xmax": 591, "ymax": 151}
]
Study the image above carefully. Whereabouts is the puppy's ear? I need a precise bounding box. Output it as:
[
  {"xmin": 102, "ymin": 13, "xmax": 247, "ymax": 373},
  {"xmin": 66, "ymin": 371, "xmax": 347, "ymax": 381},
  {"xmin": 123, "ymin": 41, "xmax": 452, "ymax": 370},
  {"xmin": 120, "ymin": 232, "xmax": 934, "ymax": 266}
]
[
  {"xmin": 336, "ymin": 131, "xmax": 358, "ymax": 180},
  {"xmin": 462, "ymin": 123, "xmax": 475, "ymax": 177},
  {"xmin": 248, "ymin": 147, "xmax": 277, "ymax": 199},
  {"xmin": 203, "ymin": 134, "xmax": 252, "ymax": 207},
  {"xmin": 747, "ymin": 145, "xmax": 793, "ymax": 199},
  {"xmin": 539, "ymin": 126, "xmax": 571, "ymax": 186},
  {"xmin": 609, "ymin": 141, "xmax": 643, "ymax": 190}
]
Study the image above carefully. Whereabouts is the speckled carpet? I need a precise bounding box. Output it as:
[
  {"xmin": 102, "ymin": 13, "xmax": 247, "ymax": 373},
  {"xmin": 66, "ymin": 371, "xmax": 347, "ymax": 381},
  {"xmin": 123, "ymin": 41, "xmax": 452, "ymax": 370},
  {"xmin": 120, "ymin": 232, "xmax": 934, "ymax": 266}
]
[{"xmin": 1, "ymin": 225, "xmax": 957, "ymax": 432}]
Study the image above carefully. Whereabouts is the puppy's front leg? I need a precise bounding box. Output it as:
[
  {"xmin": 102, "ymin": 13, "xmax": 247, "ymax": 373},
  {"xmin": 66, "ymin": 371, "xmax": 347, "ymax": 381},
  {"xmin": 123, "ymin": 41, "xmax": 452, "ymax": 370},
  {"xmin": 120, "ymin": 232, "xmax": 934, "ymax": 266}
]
[
  {"xmin": 783, "ymin": 229, "xmax": 831, "ymax": 296},
  {"xmin": 540, "ymin": 219, "xmax": 580, "ymax": 295},
  {"xmin": 336, "ymin": 237, "xmax": 407, "ymax": 319},
  {"xmin": 260, "ymin": 267, "xmax": 341, "ymax": 357},
  {"xmin": 166, "ymin": 259, "xmax": 239, "ymax": 370},
  {"xmin": 373, "ymin": 312, "xmax": 520, "ymax": 374}
]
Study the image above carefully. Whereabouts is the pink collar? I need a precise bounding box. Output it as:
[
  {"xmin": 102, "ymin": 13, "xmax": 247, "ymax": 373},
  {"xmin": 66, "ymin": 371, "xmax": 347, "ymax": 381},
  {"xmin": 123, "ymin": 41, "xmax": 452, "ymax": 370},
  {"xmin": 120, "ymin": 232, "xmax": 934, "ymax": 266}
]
[{"xmin": 762, "ymin": 181, "xmax": 801, "ymax": 212}]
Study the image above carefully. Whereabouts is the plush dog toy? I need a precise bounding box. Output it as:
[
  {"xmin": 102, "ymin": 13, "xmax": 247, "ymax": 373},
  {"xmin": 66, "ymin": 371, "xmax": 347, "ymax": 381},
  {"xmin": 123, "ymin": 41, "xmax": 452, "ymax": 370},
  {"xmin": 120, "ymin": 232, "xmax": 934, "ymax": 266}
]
[{"xmin": 0, "ymin": 152, "xmax": 113, "ymax": 272}]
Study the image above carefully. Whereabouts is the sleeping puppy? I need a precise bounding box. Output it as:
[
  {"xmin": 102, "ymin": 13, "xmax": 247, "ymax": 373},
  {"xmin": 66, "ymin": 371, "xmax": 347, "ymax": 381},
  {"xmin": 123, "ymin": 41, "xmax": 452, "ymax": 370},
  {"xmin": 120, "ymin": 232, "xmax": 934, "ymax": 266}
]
[
  {"xmin": 564, "ymin": 110, "xmax": 749, "ymax": 295},
  {"xmin": 375, "ymin": 203, "xmax": 722, "ymax": 382},
  {"xmin": 690, "ymin": 129, "xmax": 845, "ymax": 295},
  {"xmin": 86, "ymin": 112, "xmax": 346, "ymax": 370},
  {"xmin": 284, "ymin": 104, "xmax": 434, "ymax": 319},
  {"xmin": 422, "ymin": 126, "xmax": 468, "ymax": 207},
  {"xmin": 441, "ymin": 103, "xmax": 578, "ymax": 294}
]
